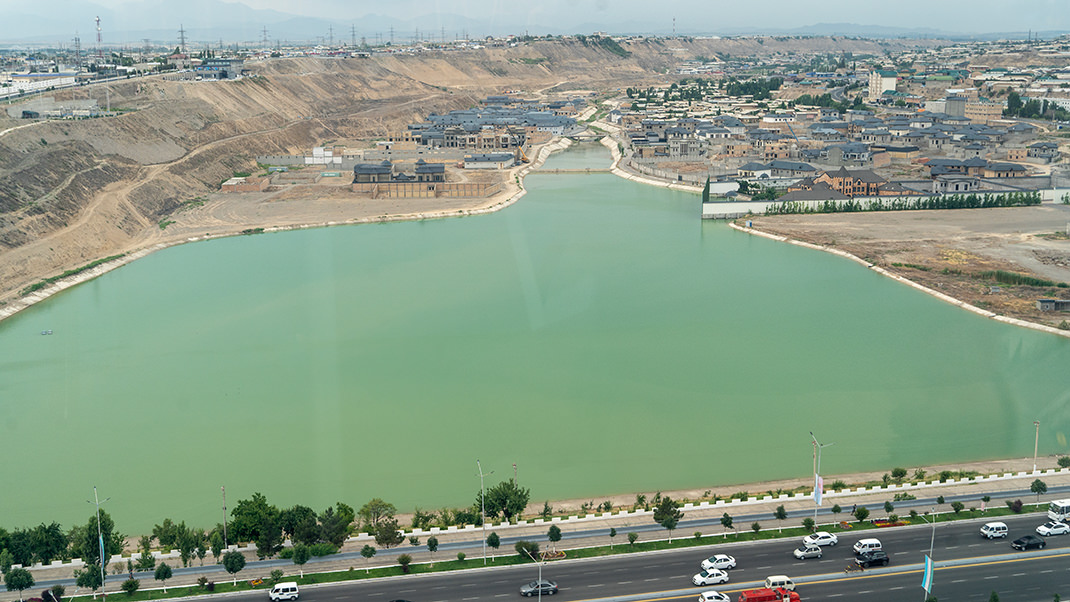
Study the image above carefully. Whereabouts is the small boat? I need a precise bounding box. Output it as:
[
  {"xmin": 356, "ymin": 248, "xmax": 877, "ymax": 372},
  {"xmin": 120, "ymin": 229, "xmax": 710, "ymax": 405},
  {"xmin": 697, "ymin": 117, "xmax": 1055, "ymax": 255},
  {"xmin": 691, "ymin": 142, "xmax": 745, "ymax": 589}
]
[{"xmin": 41, "ymin": 330, "xmax": 53, "ymax": 335}]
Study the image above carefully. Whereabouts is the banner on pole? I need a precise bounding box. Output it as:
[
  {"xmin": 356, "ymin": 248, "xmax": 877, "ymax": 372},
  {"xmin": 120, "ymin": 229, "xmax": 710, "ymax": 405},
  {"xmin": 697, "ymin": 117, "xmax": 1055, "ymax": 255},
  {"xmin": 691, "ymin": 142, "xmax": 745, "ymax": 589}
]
[
  {"xmin": 922, "ymin": 555, "xmax": 933, "ymax": 593},
  {"xmin": 814, "ymin": 475, "xmax": 823, "ymax": 506}
]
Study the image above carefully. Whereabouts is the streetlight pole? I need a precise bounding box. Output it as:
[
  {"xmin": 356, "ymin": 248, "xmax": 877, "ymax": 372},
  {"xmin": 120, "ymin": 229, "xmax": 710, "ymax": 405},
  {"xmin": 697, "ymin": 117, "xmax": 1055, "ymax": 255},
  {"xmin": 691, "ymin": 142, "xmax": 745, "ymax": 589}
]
[
  {"xmin": 921, "ymin": 507, "xmax": 936, "ymax": 601},
  {"xmin": 523, "ymin": 547, "xmax": 544, "ymax": 602},
  {"xmin": 1033, "ymin": 421, "xmax": 1041, "ymax": 473},
  {"xmin": 810, "ymin": 432, "xmax": 834, "ymax": 526},
  {"xmin": 477, "ymin": 460, "xmax": 494, "ymax": 566},
  {"xmin": 221, "ymin": 486, "xmax": 228, "ymax": 549},
  {"xmin": 87, "ymin": 487, "xmax": 110, "ymax": 600}
]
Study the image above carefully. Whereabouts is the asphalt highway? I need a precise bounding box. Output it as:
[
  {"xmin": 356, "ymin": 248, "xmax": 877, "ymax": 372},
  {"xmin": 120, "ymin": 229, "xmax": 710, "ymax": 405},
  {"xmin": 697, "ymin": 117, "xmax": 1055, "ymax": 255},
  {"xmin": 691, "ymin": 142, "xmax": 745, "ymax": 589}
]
[{"xmin": 172, "ymin": 512, "xmax": 1068, "ymax": 602}]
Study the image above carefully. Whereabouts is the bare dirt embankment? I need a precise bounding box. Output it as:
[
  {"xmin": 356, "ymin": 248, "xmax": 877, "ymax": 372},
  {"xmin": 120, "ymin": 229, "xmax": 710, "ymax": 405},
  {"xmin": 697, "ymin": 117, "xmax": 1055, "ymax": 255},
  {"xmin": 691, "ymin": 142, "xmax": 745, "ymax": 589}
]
[{"xmin": 742, "ymin": 206, "xmax": 1070, "ymax": 330}]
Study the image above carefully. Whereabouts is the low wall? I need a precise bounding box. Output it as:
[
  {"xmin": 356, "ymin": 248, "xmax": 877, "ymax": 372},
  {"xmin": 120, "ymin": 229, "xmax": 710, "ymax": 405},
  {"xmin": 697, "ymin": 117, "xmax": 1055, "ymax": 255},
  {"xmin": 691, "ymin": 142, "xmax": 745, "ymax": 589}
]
[{"xmin": 350, "ymin": 182, "xmax": 501, "ymax": 199}]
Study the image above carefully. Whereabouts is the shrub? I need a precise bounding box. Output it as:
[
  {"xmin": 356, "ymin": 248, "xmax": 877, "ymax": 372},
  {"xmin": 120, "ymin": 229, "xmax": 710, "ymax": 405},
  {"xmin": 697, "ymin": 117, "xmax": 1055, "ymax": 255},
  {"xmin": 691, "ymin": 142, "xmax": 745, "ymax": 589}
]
[
  {"xmin": 278, "ymin": 548, "xmax": 294, "ymax": 559},
  {"xmin": 628, "ymin": 532, "xmax": 639, "ymax": 546},
  {"xmin": 269, "ymin": 570, "xmax": 284, "ymax": 585},
  {"xmin": 397, "ymin": 554, "xmax": 412, "ymax": 573},
  {"xmin": 888, "ymin": 514, "xmax": 898, "ymax": 523},
  {"xmin": 408, "ymin": 536, "xmax": 420, "ymax": 546},
  {"xmin": 1007, "ymin": 499, "xmax": 1024, "ymax": 514},
  {"xmin": 1060, "ymin": 457, "xmax": 1070, "ymax": 469},
  {"xmin": 894, "ymin": 493, "xmax": 917, "ymax": 501},
  {"xmin": 802, "ymin": 517, "xmax": 815, "ymax": 532},
  {"xmin": 197, "ymin": 577, "xmax": 208, "ymax": 589},
  {"xmin": 854, "ymin": 506, "xmax": 870, "ymax": 522},
  {"xmin": 909, "ymin": 510, "xmax": 918, "ymax": 519},
  {"xmin": 831, "ymin": 504, "xmax": 841, "ymax": 514},
  {"xmin": 913, "ymin": 468, "xmax": 927, "ymax": 481},
  {"xmin": 206, "ymin": 582, "xmax": 215, "ymax": 592},
  {"xmin": 120, "ymin": 579, "xmax": 140, "ymax": 596},
  {"xmin": 694, "ymin": 531, "xmax": 703, "ymax": 540},
  {"xmin": 51, "ymin": 586, "xmax": 65, "ymax": 600},
  {"xmin": 939, "ymin": 471, "xmax": 954, "ymax": 482},
  {"xmin": 831, "ymin": 480, "xmax": 847, "ymax": 491},
  {"xmin": 951, "ymin": 501, "xmax": 964, "ymax": 514},
  {"xmin": 309, "ymin": 543, "xmax": 338, "ymax": 557},
  {"xmin": 884, "ymin": 501, "xmax": 894, "ymax": 514},
  {"xmin": 937, "ymin": 496, "xmax": 945, "ymax": 505},
  {"xmin": 751, "ymin": 523, "xmax": 761, "ymax": 533},
  {"xmin": 457, "ymin": 552, "xmax": 466, "ymax": 562}
]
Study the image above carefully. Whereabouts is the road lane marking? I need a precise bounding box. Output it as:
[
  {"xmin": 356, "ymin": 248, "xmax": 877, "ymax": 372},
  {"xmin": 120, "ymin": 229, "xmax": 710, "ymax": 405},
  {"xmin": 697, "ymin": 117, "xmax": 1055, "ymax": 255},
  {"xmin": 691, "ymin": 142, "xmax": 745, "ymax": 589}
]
[
  {"xmin": 588, "ymin": 584, "xmax": 605, "ymax": 588},
  {"xmin": 618, "ymin": 581, "xmax": 633, "ymax": 585},
  {"xmin": 644, "ymin": 578, "xmax": 660, "ymax": 582},
  {"xmin": 1012, "ymin": 573, "xmax": 1027, "ymax": 577},
  {"xmin": 889, "ymin": 587, "xmax": 903, "ymax": 590},
  {"xmin": 462, "ymin": 597, "xmax": 480, "ymax": 600},
  {"xmin": 984, "ymin": 576, "xmax": 999, "ymax": 579},
  {"xmin": 494, "ymin": 594, "xmax": 509, "ymax": 598},
  {"xmin": 952, "ymin": 579, "xmax": 967, "ymax": 583}
]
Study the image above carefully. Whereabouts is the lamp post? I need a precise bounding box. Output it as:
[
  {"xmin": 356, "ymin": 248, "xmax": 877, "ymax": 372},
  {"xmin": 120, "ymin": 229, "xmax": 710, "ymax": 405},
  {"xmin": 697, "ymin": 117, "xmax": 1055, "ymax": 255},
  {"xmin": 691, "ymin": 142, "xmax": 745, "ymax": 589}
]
[
  {"xmin": 810, "ymin": 432, "xmax": 834, "ymax": 525},
  {"xmin": 477, "ymin": 460, "xmax": 494, "ymax": 566},
  {"xmin": 523, "ymin": 547, "xmax": 545, "ymax": 602},
  {"xmin": 1033, "ymin": 421, "xmax": 1041, "ymax": 473},
  {"xmin": 87, "ymin": 487, "xmax": 110, "ymax": 599},
  {"xmin": 921, "ymin": 507, "xmax": 937, "ymax": 601},
  {"xmin": 221, "ymin": 486, "xmax": 228, "ymax": 549}
]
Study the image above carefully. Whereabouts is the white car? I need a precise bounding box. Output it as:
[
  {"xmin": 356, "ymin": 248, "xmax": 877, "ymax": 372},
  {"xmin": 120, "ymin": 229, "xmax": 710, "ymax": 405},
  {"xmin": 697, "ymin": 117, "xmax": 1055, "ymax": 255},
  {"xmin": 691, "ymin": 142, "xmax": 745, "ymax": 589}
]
[
  {"xmin": 698, "ymin": 592, "xmax": 731, "ymax": 602},
  {"xmin": 692, "ymin": 569, "xmax": 730, "ymax": 586},
  {"xmin": 803, "ymin": 531, "xmax": 838, "ymax": 547},
  {"xmin": 1037, "ymin": 521, "xmax": 1070, "ymax": 536},
  {"xmin": 701, "ymin": 554, "xmax": 737, "ymax": 571}
]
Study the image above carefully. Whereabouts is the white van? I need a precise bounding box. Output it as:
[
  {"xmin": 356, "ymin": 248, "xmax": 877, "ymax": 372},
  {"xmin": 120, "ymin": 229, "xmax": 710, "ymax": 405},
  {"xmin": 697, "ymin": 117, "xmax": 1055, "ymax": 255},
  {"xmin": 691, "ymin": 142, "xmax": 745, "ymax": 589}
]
[
  {"xmin": 852, "ymin": 538, "xmax": 882, "ymax": 555},
  {"xmin": 764, "ymin": 575, "xmax": 796, "ymax": 591},
  {"xmin": 980, "ymin": 522, "xmax": 1008, "ymax": 539},
  {"xmin": 270, "ymin": 582, "xmax": 299, "ymax": 601}
]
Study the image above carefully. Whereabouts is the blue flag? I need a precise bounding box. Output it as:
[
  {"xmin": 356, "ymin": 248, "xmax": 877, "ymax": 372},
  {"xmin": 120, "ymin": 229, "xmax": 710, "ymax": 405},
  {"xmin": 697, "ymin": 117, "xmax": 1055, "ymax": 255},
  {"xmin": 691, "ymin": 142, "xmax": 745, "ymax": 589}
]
[{"xmin": 922, "ymin": 555, "xmax": 933, "ymax": 593}]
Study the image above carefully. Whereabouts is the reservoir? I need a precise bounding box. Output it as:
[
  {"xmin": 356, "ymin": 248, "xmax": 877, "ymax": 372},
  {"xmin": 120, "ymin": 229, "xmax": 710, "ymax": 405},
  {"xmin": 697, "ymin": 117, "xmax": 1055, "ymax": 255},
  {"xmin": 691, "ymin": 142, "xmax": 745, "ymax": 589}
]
[{"xmin": 1, "ymin": 144, "xmax": 1067, "ymax": 533}]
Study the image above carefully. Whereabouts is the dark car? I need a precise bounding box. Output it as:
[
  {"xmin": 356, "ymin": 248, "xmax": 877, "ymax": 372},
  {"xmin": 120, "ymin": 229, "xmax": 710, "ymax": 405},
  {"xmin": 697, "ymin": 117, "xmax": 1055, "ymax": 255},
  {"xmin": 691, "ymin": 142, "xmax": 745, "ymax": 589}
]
[
  {"xmin": 855, "ymin": 550, "xmax": 890, "ymax": 568},
  {"xmin": 520, "ymin": 580, "xmax": 558, "ymax": 597},
  {"xmin": 1011, "ymin": 535, "xmax": 1047, "ymax": 551}
]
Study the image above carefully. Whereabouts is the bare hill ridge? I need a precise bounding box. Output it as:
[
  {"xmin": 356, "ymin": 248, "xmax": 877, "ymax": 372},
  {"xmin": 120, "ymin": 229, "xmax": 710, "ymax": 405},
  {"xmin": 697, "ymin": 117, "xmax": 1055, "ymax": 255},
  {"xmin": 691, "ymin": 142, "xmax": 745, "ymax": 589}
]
[{"xmin": 0, "ymin": 37, "xmax": 941, "ymax": 308}]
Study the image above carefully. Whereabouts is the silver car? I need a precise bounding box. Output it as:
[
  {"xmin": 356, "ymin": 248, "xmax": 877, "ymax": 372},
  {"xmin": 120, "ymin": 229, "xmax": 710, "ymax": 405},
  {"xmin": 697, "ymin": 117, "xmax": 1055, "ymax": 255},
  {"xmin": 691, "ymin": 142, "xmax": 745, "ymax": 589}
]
[{"xmin": 793, "ymin": 544, "xmax": 822, "ymax": 559}]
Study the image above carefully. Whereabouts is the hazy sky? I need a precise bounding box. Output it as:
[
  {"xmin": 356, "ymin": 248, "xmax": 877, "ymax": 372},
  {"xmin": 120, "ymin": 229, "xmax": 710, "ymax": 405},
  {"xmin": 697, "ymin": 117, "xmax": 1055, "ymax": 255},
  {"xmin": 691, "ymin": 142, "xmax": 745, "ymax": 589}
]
[{"xmin": 233, "ymin": 0, "xmax": 1069, "ymax": 34}]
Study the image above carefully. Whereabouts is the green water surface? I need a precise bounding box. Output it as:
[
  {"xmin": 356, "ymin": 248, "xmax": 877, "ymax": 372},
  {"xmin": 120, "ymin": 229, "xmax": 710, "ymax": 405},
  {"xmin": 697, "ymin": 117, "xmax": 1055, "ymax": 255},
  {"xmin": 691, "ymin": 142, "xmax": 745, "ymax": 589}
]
[{"xmin": 1, "ymin": 144, "xmax": 1067, "ymax": 532}]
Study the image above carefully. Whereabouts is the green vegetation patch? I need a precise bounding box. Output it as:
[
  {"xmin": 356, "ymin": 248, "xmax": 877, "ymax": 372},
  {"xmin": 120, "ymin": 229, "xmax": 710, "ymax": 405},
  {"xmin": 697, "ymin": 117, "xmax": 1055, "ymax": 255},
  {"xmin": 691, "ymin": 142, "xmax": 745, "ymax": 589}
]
[{"xmin": 20, "ymin": 254, "xmax": 127, "ymax": 296}]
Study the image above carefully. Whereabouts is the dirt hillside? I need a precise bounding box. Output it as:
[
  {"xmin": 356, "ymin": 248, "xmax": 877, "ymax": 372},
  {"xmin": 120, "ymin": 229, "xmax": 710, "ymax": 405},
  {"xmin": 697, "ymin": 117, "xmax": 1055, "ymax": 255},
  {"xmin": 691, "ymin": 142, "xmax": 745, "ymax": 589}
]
[{"xmin": 0, "ymin": 37, "xmax": 946, "ymax": 309}]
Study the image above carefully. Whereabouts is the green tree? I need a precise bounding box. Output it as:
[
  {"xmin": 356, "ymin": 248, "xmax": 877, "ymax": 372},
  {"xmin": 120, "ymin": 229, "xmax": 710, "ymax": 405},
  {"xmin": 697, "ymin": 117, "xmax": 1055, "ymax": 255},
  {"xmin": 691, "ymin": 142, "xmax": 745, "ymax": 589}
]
[
  {"xmin": 256, "ymin": 514, "xmax": 284, "ymax": 559},
  {"xmin": 153, "ymin": 519, "xmax": 180, "ymax": 549},
  {"xmin": 72, "ymin": 510, "xmax": 124, "ymax": 567},
  {"xmin": 74, "ymin": 564, "xmax": 103, "ymax": 593},
  {"xmin": 222, "ymin": 551, "xmax": 246, "ymax": 585},
  {"xmin": 609, "ymin": 527, "xmax": 617, "ymax": 549},
  {"xmin": 319, "ymin": 503, "xmax": 355, "ymax": 547},
  {"xmin": 1059, "ymin": 457, "xmax": 1070, "ymax": 469},
  {"xmin": 120, "ymin": 578, "xmax": 140, "ymax": 596},
  {"xmin": 292, "ymin": 543, "xmax": 310, "ymax": 577},
  {"xmin": 891, "ymin": 467, "xmax": 908, "ymax": 483},
  {"xmin": 720, "ymin": 513, "xmax": 733, "ymax": 538},
  {"xmin": 831, "ymin": 504, "xmax": 842, "ymax": 515},
  {"xmin": 280, "ymin": 505, "xmax": 316, "ymax": 541},
  {"xmin": 480, "ymin": 480, "xmax": 531, "ymax": 522},
  {"xmin": 951, "ymin": 501, "xmax": 965, "ymax": 514},
  {"xmin": 773, "ymin": 505, "xmax": 788, "ymax": 532},
  {"xmin": 374, "ymin": 518, "xmax": 404, "ymax": 548},
  {"xmin": 486, "ymin": 532, "xmax": 500, "ymax": 559},
  {"xmin": 627, "ymin": 532, "xmax": 638, "ymax": 546},
  {"xmin": 854, "ymin": 506, "xmax": 870, "ymax": 522},
  {"xmin": 0, "ymin": 549, "xmax": 14, "ymax": 575},
  {"xmin": 427, "ymin": 536, "xmax": 439, "ymax": 567},
  {"xmin": 154, "ymin": 562, "xmax": 172, "ymax": 593},
  {"xmin": 397, "ymin": 553, "xmax": 412, "ymax": 573},
  {"xmin": 209, "ymin": 530, "xmax": 224, "ymax": 563},
  {"xmin": 884, "ymin": 501, "xmax": 895, "ymax": 514},
  {"xmin": 230, "ymin": 493, "xmax": 279, "ymax": 543},
  {"xmin": 653, "ymin": 496, "xmax": 683, "ymax": 542},
  {"xmin": 802, "ymin": 517, "xmax": 815, "ymax": 532},
  {"xmin": 30, "ymin": 522, "xmax": 67, "ymax": 565},
  {"xmin": 5, "ymin": 567, "xmax": 34, "ymax": 601},
  {"xmin": 358, "ymin": 499, "xmax": 397, "ymax": 531},
  {"xmin": 1005, "ymin": 91, "xmax": 1022, "ymax": 116},
  {"xmin": 135, "ymin": 535, "xmax": 156, "ymax": 572},
  {"xmin": 751, "ymin": 522, "xmax": 761, "ymax": 533},
  {"xmin": 269, "ymin": 569, "xmax": 284, "ymax": 585},
  {"xmin": 360, "ymin": 545, "xmax": 376, "ymax": 573},
  {"xmin": 547, "ymin": 525, "xmax": 562, "ymax": 552},
  {"xmin": 514, "ymin": 540, "xmax": 539, "ymax": 560},
  {"xmin": 1032, "ymin": 479, "xmax": 1048, "ymax": 502},
  {"xmin": 989, "ymin": 592, "xmax": 1000, "ymax": 602}
]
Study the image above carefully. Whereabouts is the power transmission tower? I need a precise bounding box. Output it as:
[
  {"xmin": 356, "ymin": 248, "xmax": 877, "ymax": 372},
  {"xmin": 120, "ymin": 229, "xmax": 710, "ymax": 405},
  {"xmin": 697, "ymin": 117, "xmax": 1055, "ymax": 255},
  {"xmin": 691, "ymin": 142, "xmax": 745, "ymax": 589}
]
[
  {"xmin": 351, "ymin": 25, "xmax": 356, "ymax": 47},
  {"xmin": 73, "ymin": 35, "xmax": 82, "ymax": 72},
  {"xmin": 389, "ymin": 26, "xmax": 394, "ymax": 45},
  {"xmin": 178, "ymin": 24, "xmax": 187, "ymax": 53},
  {"xmin": 329, "ymin": 25, "xmax": 334, "ymax": 47},
  {"xmin": 261, "ymin": 26, "xmax": 268, "ymax": 47},
  {"xmin": 95, "ymin": 16, "xmax": 104, "ymax": 63}
]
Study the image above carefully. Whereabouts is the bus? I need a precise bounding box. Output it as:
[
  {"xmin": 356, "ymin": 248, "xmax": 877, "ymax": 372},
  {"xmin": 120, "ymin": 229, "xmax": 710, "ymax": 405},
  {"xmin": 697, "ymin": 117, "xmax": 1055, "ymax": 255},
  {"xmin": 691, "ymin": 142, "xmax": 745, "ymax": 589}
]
[{"xmin": 1048, "ymin": 499, "xmax": 1070, "ymax": 522}]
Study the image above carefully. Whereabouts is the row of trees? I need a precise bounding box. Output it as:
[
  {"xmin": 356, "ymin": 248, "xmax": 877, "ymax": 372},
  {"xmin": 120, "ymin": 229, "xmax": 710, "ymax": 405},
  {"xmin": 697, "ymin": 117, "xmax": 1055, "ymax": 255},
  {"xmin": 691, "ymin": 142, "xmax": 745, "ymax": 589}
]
[
  {"xmin": 765, "ymin": 191, "xmax": 1042, "ymax": 215},
  {"xmin": 1004, "ymin": 91, "xmax": 1070, "ymax": 121}
]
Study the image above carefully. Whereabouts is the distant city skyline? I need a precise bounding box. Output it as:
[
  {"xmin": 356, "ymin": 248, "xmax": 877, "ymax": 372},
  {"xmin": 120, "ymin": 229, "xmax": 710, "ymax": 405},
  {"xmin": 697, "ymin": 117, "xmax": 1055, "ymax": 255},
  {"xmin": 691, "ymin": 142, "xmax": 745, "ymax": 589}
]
[{"xmin": 1, "ymin": 0, "xmax": 1068, "ymax": 45}]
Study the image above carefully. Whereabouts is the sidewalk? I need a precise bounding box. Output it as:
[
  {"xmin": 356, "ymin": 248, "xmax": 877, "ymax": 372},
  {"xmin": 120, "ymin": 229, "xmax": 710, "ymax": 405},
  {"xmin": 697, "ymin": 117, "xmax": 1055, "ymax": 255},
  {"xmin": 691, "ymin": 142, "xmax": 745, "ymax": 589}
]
[{"xmin": 9, "ymin": 460, "xmax": 1067, "ymax": 602}]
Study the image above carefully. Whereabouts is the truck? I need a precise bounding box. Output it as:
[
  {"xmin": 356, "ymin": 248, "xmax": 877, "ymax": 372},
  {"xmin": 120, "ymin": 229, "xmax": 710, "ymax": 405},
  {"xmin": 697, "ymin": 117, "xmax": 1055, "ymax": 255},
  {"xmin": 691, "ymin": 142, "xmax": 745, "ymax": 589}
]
[{"xmin": 738, "ymin": 589, "xmax": 800, "ymax": 602}]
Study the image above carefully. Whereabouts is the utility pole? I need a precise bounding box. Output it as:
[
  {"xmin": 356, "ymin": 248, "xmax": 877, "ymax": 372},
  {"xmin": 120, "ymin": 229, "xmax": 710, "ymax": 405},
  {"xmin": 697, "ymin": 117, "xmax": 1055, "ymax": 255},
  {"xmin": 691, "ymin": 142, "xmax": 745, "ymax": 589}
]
[
  {"xmin": 1033, "ymin": 420, "xmax": 1041, "ymax": 473},
  {"xmin": 810, "ymin": 432, "xmax": 834, "ymax": 526},
  {"xmin": 477, "ymin": 460, "xmax": 494, "ymax": 566},
  {"xmin": 87, "ymin": 487, "xmax": 110, "ymax": 599},
  {"xmin": 221, "ymin": 486, "xmax": 228, "ymax": 548},
  {"xmin": 351, "ymin": 25, "xmax": 356, "ymax": 47},
  {"xmin": 329, "ymin": 25, "xmax": 334, "ymax": 47}
]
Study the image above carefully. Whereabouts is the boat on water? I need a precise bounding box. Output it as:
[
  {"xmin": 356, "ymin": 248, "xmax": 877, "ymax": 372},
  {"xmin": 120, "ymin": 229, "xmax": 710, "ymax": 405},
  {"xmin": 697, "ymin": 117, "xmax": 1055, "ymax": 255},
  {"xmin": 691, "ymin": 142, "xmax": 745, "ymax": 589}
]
[{"xmin": 41, "ymin": 330, "xmax": 53, "ymax": 335}]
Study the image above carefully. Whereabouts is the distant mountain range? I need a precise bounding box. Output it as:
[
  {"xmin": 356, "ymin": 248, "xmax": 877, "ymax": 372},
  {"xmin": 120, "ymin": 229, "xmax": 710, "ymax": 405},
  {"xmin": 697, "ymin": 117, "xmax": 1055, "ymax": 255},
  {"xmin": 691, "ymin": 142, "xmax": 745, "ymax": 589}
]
[{"xmin": 0, "ymin": 0, "xmax": 1065, "ymax": 46}]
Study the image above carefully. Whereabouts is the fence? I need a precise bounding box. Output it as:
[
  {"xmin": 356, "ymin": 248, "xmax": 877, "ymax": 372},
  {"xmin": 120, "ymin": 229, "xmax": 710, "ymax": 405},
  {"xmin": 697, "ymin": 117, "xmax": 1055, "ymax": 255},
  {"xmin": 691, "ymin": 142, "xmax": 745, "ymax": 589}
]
[{"xmin": 350, "ymin": 182, "xmax": 501, "ymax": 199}]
